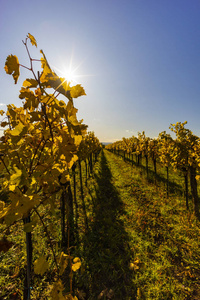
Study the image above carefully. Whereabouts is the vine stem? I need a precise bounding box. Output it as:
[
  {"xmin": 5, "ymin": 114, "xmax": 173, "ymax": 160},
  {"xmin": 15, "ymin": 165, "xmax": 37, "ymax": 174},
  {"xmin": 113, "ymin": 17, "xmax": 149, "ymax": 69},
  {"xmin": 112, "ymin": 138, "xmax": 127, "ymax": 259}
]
[
  {"xmin": 23, "ymin": 215, "xmax": 32, "ymax": 300},
  {"xmin": 19, "ymin": 64, "xmax": 31, "ymax": 71},
  {"xmin": 34, "ymin": 208, "xmax": 59, "ymax": 271},
  {"xmin": 67, "ymin": 225, "xmax": 73, "ymax": 294},
  {"xmin": 22, "ymin": 39, "xmax": 38, "ymax": 82},
  {"xmin": 0, "ymin": 156, "xmax": 10, "ymax": 174}
]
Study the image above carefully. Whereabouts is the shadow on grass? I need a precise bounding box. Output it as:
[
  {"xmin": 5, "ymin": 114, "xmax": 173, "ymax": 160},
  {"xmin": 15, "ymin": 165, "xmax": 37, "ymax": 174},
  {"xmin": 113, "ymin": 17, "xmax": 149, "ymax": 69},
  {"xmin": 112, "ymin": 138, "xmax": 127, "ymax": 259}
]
[{"xmin": 79, "ymin": 151, "xmax": 136, "ymax": 299}]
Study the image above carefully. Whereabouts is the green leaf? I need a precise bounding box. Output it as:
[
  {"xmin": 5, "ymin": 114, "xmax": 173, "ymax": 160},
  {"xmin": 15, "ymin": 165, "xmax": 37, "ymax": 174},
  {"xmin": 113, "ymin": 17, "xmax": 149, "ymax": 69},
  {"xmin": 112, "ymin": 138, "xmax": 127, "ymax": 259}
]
[
  {"xmin": 27, "ymin": 33, "xmax": 37, "ymax": 47},
  {"xmin": 34, "ymin": 256, "xmax": 49, "ymax": 275},
  {"xmin": 4, "ymin": 55, "xmax": 20, "ymax": 84}
]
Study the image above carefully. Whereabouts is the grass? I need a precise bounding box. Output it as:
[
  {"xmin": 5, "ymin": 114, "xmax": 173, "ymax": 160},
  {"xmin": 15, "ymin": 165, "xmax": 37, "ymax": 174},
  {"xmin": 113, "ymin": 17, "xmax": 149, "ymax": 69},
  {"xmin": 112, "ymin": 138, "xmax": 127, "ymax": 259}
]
[
  {"xmin": 1, "ymin": 150, "xmax": 200, "ymax": 299},
  {"xmin": 75, "ymin": 151, "xmax": 136, "ymax": 299},
  {"xmin": 74, "ymin": 150, "xmax": 200, "ymax": 299}
]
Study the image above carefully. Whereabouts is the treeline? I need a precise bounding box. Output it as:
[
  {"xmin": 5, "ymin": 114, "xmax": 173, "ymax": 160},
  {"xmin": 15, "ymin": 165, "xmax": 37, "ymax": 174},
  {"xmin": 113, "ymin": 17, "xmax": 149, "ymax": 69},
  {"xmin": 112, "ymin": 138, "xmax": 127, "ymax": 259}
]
[{"xmin": 106, "ymin": 121, "xmax": 200, "ymax": 220}]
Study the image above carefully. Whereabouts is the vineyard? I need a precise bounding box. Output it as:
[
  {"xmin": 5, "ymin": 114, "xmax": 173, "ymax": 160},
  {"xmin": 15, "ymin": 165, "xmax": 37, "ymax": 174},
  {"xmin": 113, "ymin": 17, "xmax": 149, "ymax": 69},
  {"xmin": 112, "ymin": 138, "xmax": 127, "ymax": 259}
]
[
  {"xmin": 106, "ymin": 126, "xmax": 200, "ymax": 219},
  {"xmin": 1, "ymin": 34, "xmax": 200, "ymax": 300}
]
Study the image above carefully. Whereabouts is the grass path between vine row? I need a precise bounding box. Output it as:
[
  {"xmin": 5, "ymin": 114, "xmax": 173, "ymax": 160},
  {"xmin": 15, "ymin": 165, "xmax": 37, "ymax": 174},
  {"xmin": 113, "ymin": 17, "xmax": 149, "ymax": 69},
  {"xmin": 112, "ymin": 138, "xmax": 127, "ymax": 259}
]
[{"xmin": 76, "ymin": 150, "xmax": 200, "ymax": 300}]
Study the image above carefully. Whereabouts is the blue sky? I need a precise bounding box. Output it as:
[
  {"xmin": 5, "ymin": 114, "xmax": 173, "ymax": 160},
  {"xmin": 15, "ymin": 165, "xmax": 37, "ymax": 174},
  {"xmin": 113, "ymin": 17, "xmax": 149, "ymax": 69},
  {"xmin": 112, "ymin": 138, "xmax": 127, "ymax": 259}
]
[{"xmin": 1, "ymin": 0, "xmax": 200, "ymax": 142}]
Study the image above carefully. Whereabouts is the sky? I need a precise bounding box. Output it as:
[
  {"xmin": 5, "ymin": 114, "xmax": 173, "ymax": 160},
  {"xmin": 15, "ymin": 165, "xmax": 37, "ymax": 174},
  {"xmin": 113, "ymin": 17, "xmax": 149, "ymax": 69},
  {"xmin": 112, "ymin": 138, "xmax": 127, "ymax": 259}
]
[{"xmin": 1, "ymin": 0, "xmax": 200, "ymax": 143}]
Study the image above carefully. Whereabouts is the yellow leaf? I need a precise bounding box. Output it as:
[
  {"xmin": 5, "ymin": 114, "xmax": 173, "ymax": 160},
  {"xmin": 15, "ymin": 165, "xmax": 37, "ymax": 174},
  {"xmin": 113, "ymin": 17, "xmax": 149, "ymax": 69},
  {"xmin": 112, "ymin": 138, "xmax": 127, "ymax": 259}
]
[
  {"xmin": 31, "ymin": 177, "xmax": 37, "ymax": 186},
  {"xmin": 50, "ymin": 280, "xmax": 66, "ymax": 300},
  {"xmin": 40, "ymin": 50, "xmax": 52, "ymax": 82},
  {"xmin": 10, "ymin": 122, "xmax": 26, "ymax": 136},
  {"xmin": 40, "ymin": 51, "xmax": 73, "ymax": 99},
  {"xmin": 45, "ymin": 74, "xmax": 71, "ymax": 98},
  {"xmin": 0, "ymin": 237, "xmax": 14, "ymax": 253},
  {"xmin": 30, "ymin": 111, "xmax": 41, "ymax": 122},
  {"xmin": 1, "ymin": 193, "xmax": 40, "ymax": 225},
  {"xmin": 59, "ymin": 252, "xmax": 69, "ymax": 275},
  {"xmin": 74, "ymin": 135, "xmax": 82, "ymax": 147},
  {"xmin": 8, "ymin": 184, "xmax": 16, "ymax": 192},
  {"xmin": 70, "ymin": 84, "xmax": 86, "ymax": 98},
  {"xmin": 27, "ymin": 33, "xmax": 37, "ymax": 47},
  {"xmin": 4, "ymin": 55, "xmax": 20, "ymax": 84},
  {"xmin": 23, "ymin": 219, "xmax": 37, "ymax": 232},
  {"xmin": 59, "ymin": 170, "xmax": 70, "ymax": 184},
  {"xmin": 34, "ymin": 256, "xmax": 49, "ymax": 275},
  {"xmin": 19, "ymin": 87, "xmax": 34, "ymax": 99},
  {"xmin": 1, "ymin": 121, "xmax": 8, "ymax": 127},
  {"xmin": 10, "ymin": 166, "xmax": 22, "ymax": 186},
  {"xmin": 72, "ymin": 257, "xmax": 81, "ymax": 272},
  {"xmin": 0, "ymin": 110, "xmax": 5, "ymax": 116},
  {"xmin": 0, "ymin": 201, "xmax": 5, "ymax": 212},
  {"xmin": 23, "ymin": 79, "xmax": 38, "ymax": 88},
  {"xmin": 19, "ymin": 87, "xmax": 39, "ymax": 110},
  {"xmin": 40, "ymin": 95, "xmax": 51, "ymax": 104}
]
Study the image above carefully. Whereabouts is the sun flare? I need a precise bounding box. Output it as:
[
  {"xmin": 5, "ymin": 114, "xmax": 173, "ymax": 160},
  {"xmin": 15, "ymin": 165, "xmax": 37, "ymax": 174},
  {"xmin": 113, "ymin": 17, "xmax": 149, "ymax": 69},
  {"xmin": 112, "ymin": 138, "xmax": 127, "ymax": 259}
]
[
  {"xmin": 61, "ymin": 68, "xmax": 77, "ymax": 84},
  {"xmin": 52, "ymin": 65, "xmax": 78, "ymax": 85},
  {"xmin": 52, "ymin": 54, "xmax": 83, "ymax": 85},
  {"xmin": 51, "ymin": 52, "xmax": 93, "ymax": 88}
]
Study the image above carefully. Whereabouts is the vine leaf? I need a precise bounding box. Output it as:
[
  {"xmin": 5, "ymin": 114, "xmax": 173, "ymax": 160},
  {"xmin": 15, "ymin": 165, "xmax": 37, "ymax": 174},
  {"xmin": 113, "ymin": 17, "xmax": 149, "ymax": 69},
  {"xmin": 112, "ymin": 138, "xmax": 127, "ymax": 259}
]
[
  {"xmin": 40, "ymin": 49, "xmax": 52, "ymax": 78},
  {"xmin": 0, "ymin": 237, "xmax": 14, "ymax": 253},
  {"xmin": 23, "ymin": 219, "xmax": 37, "ymax": 232},
  {"xmin": 0, "ymin": 201, "xmax": 5, "ymax": 211},
  {"xmin": 59, "ymin": 170, "xmax": 70, "ymax": 184},
  {"xmin": 10, "ymin": 122, "xmax": 26, "ymax": 136},
  {"xmin": 59, "ymin": 252, "xmax": 69, "ymax": 275},
  {"xmin": 10, "ymin": 166, "xmax": 22, "ymax": 186},
  {"xmin": 0, "ymin": 193, "xmax": 40, "ymax": 225},
  {"xmin": 27, "ymin": 33, "xmax": 37, "ymax": 47},
  {"xmin": 23, "ymin": 79, "xmax": 38, "ymax": 88},
  {"xmin": 72, "ymin": 257, "xmax": 81, "ymax": 272},
  {"xmin": 34, "ymin": 256, "xmax": 49, "ymax": 275},
  {"xmin": 50, "ymin": 280, "xmax": 66, "ymax": 300},
  {"xmin": 4, "ymin": 55, "xmax": 20, "ymax": 84},
  {"xmin": 1, "ymin": 121, "xmax": 8, "ymax": 127},
  {"xmin": 40, "ymin": 50, "xmax": 81, "ymax": 100},
  {"xmin": 70, "ymin": 84, "xmax": 86, "ymax": 98}
]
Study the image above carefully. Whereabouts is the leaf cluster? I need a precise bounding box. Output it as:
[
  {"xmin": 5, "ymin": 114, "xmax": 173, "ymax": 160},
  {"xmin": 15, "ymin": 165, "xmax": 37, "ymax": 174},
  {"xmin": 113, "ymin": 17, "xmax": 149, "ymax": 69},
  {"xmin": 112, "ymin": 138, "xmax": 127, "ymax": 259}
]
[{"xmin": 1, "ymin": 34, "xmax": 87, "ymax": 298}]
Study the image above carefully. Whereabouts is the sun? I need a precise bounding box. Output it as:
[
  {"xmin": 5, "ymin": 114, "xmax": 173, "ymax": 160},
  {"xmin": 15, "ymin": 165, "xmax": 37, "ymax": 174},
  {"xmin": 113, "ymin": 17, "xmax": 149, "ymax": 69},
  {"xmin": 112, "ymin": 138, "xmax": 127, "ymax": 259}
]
[
  {"xmin": 61, "ymin": 67, "xmax": 77, "ymax": 84},
  {"xmin": 52, "ymin": 53, "xmax": 83, "ymax": 85},
  {"xmin": 52, "ymin": 64, "xmax": 79, "ymax": 85},
  {"xmin": 51, "ymin": 53, "xmax": 93, "ymax": 87}
]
